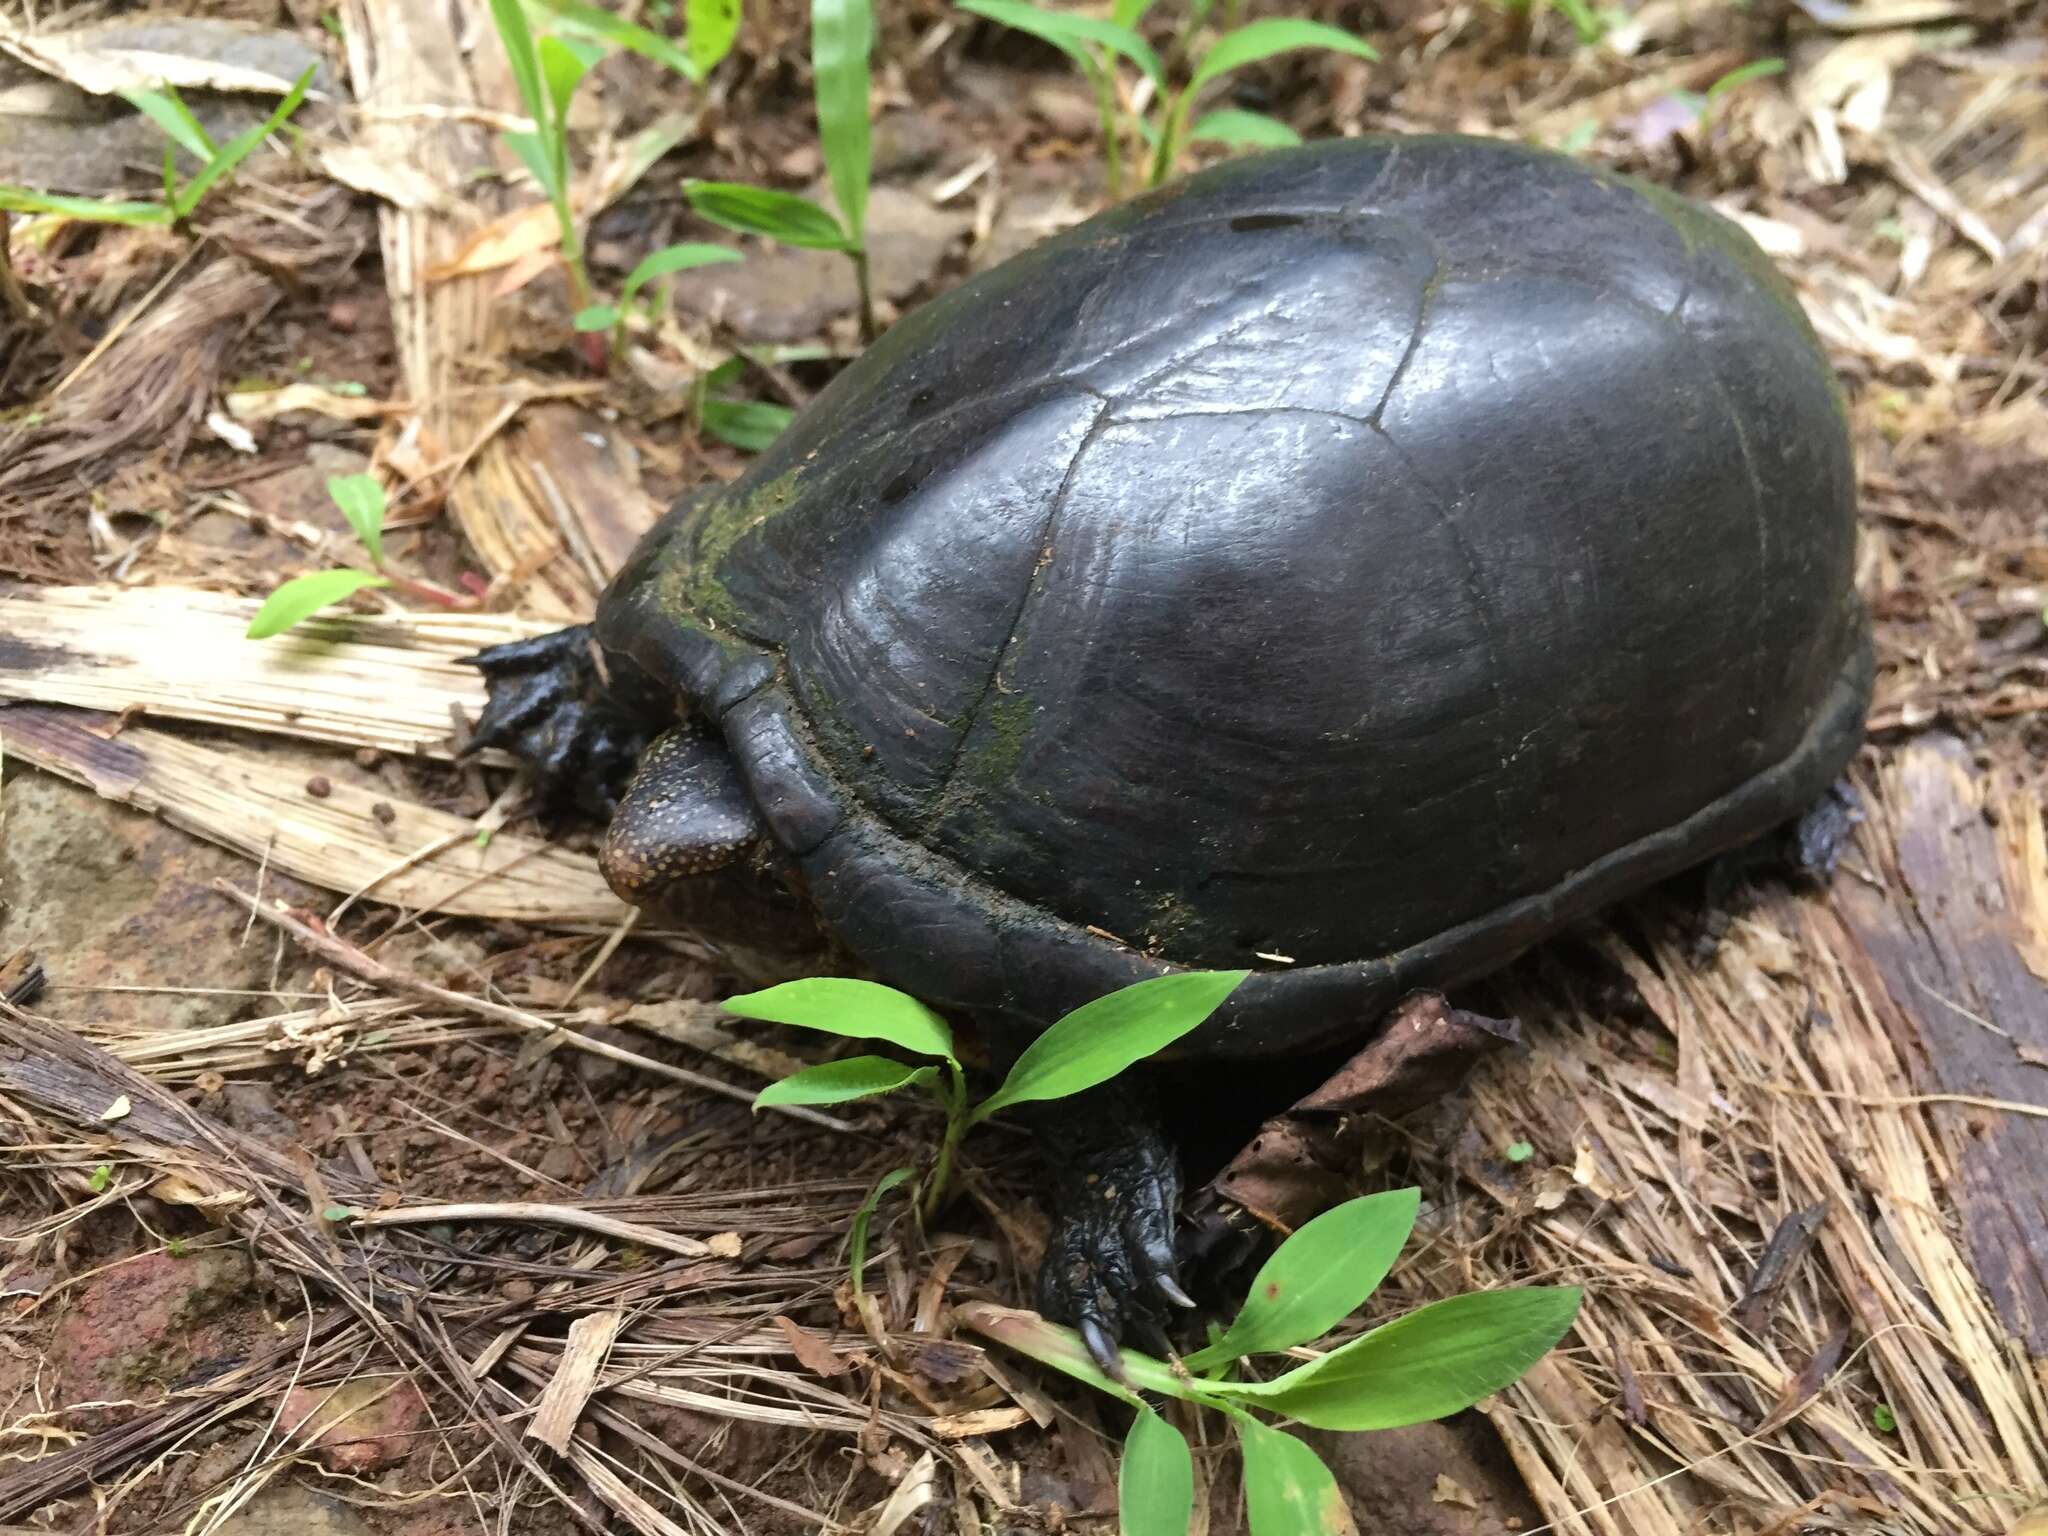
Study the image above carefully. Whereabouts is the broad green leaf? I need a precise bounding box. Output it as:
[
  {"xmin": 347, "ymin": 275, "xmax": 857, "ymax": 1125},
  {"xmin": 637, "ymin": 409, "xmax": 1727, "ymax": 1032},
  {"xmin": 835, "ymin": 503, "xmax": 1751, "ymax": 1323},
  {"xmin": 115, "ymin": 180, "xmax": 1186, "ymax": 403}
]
[
  {"xmin": 1225, "ymin": 1287, "xmax": 1582, "ymax": 1431},
  {"xmin": 1237, "ymin": 1417, "xmax": 1356, "ymax": 1536},
  {"xmin": 119, "ymin": 86, "xmax": 215, "ymax": 162},
  {"xmin": 971, "ymin": 970, "xmax": 1247, "ymax": 1123},
  {"xmin": 0, "ymin": 187, "xmax": 168, "ymax": 226},
  {"xmin": 501, "ymin": 128, "xmax": 560, "ymax": 199},
  {"xmin": 1706, "ymin": 56, "xmax": 1786, "ymax": 103},
  {"xmin": 702, "ymin": 398, "xmax": 794, "ymax": 452},
  {"xmin": 848, "ymin": 1165, "xmax": 912, "ymax": 1292},
  {"xmin": 172, "ymin": 64, "xmax": 314, "ymax": 218},
  {"xmin": 326, "ymin": 473, "xmax": 386, "ymax": 568},
  {"xmin": 686, "ymin": 0, "xmax": 745, "ymax": 77},
  {"xmin": 685, "ymin": 181, "xmax": 850, "ymax": 249},
  {"xmin": 540, "ymin": 0, "xmax": 698, "ymax": 78},
  {"xmin": 957, "ymin": 1302, "xmax": 1197, "ymax": 1404},
  {"xmin": 1184, "ymin": 1189, "xmax": 1419, "ymax": 1370},
  {"xmin": 956, "ymin": 0, "xmax": 1164, "ymax": 86},
  {"xmin": 538, "ymin": 33, "xmax": 598, "ymax": 127},
  {"xmin": 573, "ymin": 303, "xmax": 619, "ymax": 331},
  {"xmin": 1110, "ymin": 0, "xmax": 1158, "ymax": 26},
  {"xmin": 1190, "ymin": 18, "xmax": 1378, "ymax": 92},
  {"xmin": 491, "ymin": 0, "xmax": 550, "ymax": 124},
  {"xmin": 621, "ymin": 240, "xmax": 742, "ymax": 302},
  {"xmin": 723, "ymin": 977, "xmax": 956, "ymax": 1061},
  {"xmin": 753, "ymin": 1055, "xmax": 935, "ymax": 1110},
  {"xmin": 811, "ymin": 0, "xmax": 873, "ymax": 242},
  {"xmin": 1188, "ymin": 108, "xmax": 1301, "ymax": 148},
  {"xmin": 245, "ymin": 569, "xmax": 390, "ymax": 639},
  {"xmin": 1120, "ymin": 1408, "xmax": 1193, "ymax": 1536}
]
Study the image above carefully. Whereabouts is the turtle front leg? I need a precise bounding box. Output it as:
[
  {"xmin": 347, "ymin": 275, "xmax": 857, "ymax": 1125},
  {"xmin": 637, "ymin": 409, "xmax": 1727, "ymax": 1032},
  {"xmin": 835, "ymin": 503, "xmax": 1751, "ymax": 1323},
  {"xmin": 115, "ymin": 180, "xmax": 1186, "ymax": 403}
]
[
  {"xmin": 1029, "ymin": 1078, "xmax": 1196, "ymax": 1372},
  {"xmin": 465, "ymin": 626, "xmax": 656, "ymax": 817}
]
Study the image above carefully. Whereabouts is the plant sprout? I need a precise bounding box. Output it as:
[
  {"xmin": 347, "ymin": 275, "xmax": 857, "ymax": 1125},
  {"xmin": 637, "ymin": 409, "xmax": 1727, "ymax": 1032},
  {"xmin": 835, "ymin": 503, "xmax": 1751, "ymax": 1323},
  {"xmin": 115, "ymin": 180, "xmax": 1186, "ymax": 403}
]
[
  {"xmin": 730, "ymin": 970, "xmax": 1246, "ymax": 1219},
  {"xmin": 247, "ymin": 474, "xmax": 470, "ymax": 638}
]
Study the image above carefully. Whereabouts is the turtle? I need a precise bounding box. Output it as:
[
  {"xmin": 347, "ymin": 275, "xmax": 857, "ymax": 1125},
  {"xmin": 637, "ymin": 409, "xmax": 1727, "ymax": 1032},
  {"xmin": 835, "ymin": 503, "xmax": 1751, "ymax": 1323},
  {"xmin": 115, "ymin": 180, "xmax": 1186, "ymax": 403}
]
[{"xmin": 466, "ymin": 133, "xmax": 1871, "ymax": 1361}]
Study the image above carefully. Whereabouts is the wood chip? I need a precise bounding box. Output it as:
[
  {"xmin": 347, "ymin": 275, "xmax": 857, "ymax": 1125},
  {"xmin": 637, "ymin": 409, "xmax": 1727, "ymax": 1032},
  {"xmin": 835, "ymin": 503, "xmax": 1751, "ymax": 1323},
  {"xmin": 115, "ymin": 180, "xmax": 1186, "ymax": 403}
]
[
  {"xmin": 0, "ymin": 704, "xmax": 627, "ymax": 922},
  {"xmin": 527, "ymin": 1309, "xmax": 625, "ymax": 1455},
  {"xmin": 0, "ymin": 585, "xmax": 554, "ymax": 761}
]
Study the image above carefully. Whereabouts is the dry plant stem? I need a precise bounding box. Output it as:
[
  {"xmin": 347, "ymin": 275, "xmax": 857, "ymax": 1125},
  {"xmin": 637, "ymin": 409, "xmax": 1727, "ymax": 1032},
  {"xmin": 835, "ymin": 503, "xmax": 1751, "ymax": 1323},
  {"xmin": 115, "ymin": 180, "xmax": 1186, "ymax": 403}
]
[
  {"xmin": 211, "ymin": 880, "xmax": 856, "ymax": 1133},
  {"xmin": 351, "ymin": 1203, "xmax": 711, "ymax": 1259}
]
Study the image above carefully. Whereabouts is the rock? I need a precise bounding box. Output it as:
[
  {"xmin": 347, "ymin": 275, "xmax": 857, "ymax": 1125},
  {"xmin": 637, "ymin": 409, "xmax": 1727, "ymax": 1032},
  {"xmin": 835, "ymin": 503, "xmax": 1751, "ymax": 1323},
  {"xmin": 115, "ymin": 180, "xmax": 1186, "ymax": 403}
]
[
  {"xmin": 0, "ymin": 771, "xmax": 317, "ymax": 1034},
  {"xmin": 211, "ymin": 1480, "xmax": 373, "ymax": 1536},
  {"xmin": 279, "ymin": 1377, "xmax": 430, "ymax": 1473},
  {"xmin": 671, "ymin": 186, "xmax": 970, "ymax": 342},
  {"xmin": 49, "ymin": 1249, "xmax": 258, "ymax": 1397}
]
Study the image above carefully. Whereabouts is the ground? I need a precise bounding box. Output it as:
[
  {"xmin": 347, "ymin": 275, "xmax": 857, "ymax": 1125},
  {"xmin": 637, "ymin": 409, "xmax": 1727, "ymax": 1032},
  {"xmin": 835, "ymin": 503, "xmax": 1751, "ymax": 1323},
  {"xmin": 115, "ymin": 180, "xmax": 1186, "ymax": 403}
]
[{"xmin": 2, "ymin": 0, "xmax": 2046, "ymax": 1534}]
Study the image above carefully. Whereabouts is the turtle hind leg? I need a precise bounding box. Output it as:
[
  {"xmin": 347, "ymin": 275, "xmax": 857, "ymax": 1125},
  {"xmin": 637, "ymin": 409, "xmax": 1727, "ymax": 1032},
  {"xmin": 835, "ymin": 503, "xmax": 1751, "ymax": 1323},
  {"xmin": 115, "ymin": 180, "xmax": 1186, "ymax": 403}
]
[
  {"xmin": 1692, "ymin": 776, "xmax": 1863, "ymax": 958},
  {"xmin": 465, "ymin": 624, "xmax": 652, "ymax": 818},
  {"xmin": 600, "ymin": 727, "xmax": 767, "ymax": 908}
]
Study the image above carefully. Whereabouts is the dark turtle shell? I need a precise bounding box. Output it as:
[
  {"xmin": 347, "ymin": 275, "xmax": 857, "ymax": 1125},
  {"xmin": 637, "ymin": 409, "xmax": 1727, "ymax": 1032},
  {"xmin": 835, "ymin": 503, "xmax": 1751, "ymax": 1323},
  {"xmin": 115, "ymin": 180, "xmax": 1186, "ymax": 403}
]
[{"xmin": 597, "ymin": 134, "xmax": 1871, "ymax": 1054}]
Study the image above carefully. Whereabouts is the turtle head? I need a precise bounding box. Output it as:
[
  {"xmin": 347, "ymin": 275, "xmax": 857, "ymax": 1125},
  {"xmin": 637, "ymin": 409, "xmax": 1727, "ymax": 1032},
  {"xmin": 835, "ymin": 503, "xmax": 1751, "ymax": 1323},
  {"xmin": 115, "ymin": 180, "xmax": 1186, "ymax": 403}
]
[{"xmin": 600, "ymin": 726, "xmax": 767, "ymax": 908}]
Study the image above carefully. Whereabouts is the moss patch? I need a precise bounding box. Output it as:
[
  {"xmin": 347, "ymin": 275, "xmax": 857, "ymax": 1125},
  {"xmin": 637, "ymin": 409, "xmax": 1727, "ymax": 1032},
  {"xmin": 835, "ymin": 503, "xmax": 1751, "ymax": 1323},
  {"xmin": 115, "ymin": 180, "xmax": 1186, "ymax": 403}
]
[{"xmin": 658, "ymin": 466, "xmax": 805, "ymax": 634}]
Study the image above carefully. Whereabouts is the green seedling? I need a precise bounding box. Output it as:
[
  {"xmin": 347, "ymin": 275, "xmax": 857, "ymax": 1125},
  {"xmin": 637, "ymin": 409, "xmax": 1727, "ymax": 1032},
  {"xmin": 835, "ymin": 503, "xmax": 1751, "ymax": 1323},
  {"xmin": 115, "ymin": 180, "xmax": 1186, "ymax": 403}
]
[
  {"xmin": 845, "ymin": 1165, "xmax": 912, "ymax": 1333},
  {"xmin": 1671, "ymin": 57, "xmax": 1786, "ymax": 127},
  {"xmin": 0, "ymin": 65, "xmax": 315, "ymax": 230},
  {"xmin": 686, "ymin": 0, "xmax": 878, "ymax": 338},
  {"xmin": 730, "ymin": 969, "xmax": 1246, "ymax": 1219},
  {"xmin": 247, "ymin": 474, "xmax": 469, "ymax": 638},
  {"xmin": 691, "ymin": 354, "xmax": 798, "ymax": 452},
  {"xmin": 573, "ymin": 240, "xmax": 740, "ymax": 355},
  {"xmin": 490, "ymin": 0, "xmax": 604, "ymax": 307},
  {"xmin": 955, "ymin": 1, "xmax": 1376, "ymax": 195},
  {"xmin": 961, "ymin": 1188, "xmax": 1582, "ymax": 1536}
]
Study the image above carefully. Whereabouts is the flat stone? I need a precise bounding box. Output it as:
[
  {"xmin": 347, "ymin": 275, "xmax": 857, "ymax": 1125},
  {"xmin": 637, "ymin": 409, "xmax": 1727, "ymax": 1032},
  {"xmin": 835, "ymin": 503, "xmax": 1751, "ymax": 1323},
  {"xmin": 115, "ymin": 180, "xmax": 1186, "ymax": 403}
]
[{"xmin": 211, "ymin": 1480, "xmax": 373, "ymax": 1536}]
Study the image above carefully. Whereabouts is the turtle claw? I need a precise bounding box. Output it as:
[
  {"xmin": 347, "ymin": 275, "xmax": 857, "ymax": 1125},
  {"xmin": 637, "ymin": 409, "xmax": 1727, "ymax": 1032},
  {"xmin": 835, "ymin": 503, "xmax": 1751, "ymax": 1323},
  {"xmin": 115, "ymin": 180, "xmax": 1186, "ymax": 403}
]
[
  {"xmin": 464, "ymin": 625, "xmax": 648, "ymax": 818},
  {"xmin": 1031, "ymin": 1079, "xmax": 1187, "ymax": 1364}
]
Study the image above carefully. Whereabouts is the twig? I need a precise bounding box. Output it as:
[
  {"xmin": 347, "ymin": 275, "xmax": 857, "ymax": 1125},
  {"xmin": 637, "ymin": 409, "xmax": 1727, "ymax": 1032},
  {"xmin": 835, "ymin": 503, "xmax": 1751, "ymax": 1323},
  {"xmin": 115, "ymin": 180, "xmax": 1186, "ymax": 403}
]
[
  {"xmin": 211, "ymin": 881, "xmax": 855, "ymax": 1133},
  {"xmin": 348, "ymin": 1201, "xmax": 712, "ymax": 1259}
]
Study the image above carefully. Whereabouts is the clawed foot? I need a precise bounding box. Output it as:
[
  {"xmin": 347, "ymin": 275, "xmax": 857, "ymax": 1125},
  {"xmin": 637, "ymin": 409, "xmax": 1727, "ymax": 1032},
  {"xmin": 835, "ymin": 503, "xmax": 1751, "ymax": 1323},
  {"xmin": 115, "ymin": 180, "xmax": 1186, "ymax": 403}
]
[
  {"xmin": 1030, "ymin": 1083, "xmax": 1196, "ymax": 1374},
  {"xmin": 464, "ymin": 626, "xmax": 650, "ymax": 818},
  {"xmin": 1693, "ymin": 777, "xmax": 1863, "ymax": 960}
]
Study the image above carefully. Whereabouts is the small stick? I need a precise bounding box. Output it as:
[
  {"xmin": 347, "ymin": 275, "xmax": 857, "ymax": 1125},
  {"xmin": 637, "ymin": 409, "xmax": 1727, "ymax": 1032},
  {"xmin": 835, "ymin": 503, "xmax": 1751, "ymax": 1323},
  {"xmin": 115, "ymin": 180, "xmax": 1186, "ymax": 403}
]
[
  {"xmin": 350, "ymin": 1202, "xmax": 708, "ymax": 1258},
  {"xmin": 212, "ymin": 881, "xmax": 855, "ymax": 1133}
]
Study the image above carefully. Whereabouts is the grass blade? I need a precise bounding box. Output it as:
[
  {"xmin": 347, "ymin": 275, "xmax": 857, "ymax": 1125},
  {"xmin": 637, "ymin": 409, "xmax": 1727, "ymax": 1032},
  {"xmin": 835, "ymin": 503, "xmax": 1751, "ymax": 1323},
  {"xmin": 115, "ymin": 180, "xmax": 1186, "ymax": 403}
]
[
  {"xmin": 685, "ymin": 181, "xmax": 850, "ymax": 248},
  {"xmin": 245, "ymin": 570, "xmax": 390, "ymax": 639},
  {"xmin": 1223, "ymin": 1287, "xmax": 1582, "ymax": 1431},
  {"xmin": 325, "ymin": 473, "xmax": 386, "ymax": 567},
  {"xmin": 956, "ymin": 0, "xmax": 1164, "ymax": 86},
  {"xmin": 172, "ymin": 63, "xmax": 314, "ymax": 219},
  {"xmin": 118, "ymin": 86, "xmax": 215, "ymax": 162},
  {"xmin": 811, "ymin": 0, "xmax": 873, "ymax": 242},
  {"xmin": 1183, "ymin": 1189, "xmax": 1420, "ymax": 1370},
  {"xmin": 1190, "ymin": 17, "xmax": 1377, "ymax": 91},
  {"xmin": 0, "ymin": 188, "xmax": 169, "ymax": 226},
  {"xmin": 971, "ymin": 971, "xmax": 1246, "ymax": 1124},
  {"xmin": 1187, "ymin": 107, "xmax": 1301, "ymax": 147},
  {"xmin": 701, "ymin": 398, "xmax": 794, "ymax": 452},
  {"xmin": 539, "ymin": 0, "xmax": 698, "ymax": 79},
  {"xmin": 723, "ymin": 977, "xmax": 956, "ymax": 1061},
  {"xmin": 847, "ymin": 1166, "xmax": 912, "ymax": 1293},
  {"xmin": 490, "ymin": 0, "xmax": 549, "ymax": 126},
  {"xmin": 753, "ymin": 1056, "xmax": 934, "ymax": 1110},
  {"xmin": 620, "ymin": 240, "xmax": 742, "ymax": 304},
  {"xmin": 1121, "ymin": 1408, "xmax": 1194, "ymax": 1536}
]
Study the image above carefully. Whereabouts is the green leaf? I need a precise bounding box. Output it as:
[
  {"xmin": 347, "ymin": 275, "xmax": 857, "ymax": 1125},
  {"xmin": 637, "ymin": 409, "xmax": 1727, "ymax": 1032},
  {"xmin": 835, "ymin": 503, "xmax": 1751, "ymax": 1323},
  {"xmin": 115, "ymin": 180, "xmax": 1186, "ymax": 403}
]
[
  {"xmin": 1187, "ymin": 108, "xmax": 1301, "ymax": 148},
  {"xmin": 959, "ymin": 1301, "xmax": 1197, "ymax": 1404},
  {"xmin": 326, "ymin": 473, "xmax": 386, "ymax": 568},
  {"xmin": 573, "ymin": 304, "xmax": 619, "ymax": 331},
  {"xmin": 971, "ymin": 970, "xmax": 1247, "ymax": 1124},
  {"xmin": 322, "ymin": 1204, "xmax": 356, "ymax": 1223},
  {"xmin": 538, "ymin": 33, "xmax": 598, "ymax": 127},
  {"xmin": 490, "ymin": 0, "xmax": 550, "ymax": 124},
  {"xmin": 723, "ymin": 977, "xmax": 956, "ymax": 1061},
  {"xmin": 687, "ymin": 0, "xmax": 745, "ymax": 76},
  {"xmin": 118, "ymin": 85, "xmax": 216, "ymax": 163},
  {"xmin": 172, "ymin": 63, "xmax": 315, "ymax": 219},
  {"xmin": 848, "ymin": 1165, "xmax": 912, "ymax": 1293},
  {"xmin": 1872, "ymin": 1402, "xmax": 1898, "ymax": 1433},
  {"xmin": 1184, "ymin": 1188, "xmax": 1419, "ymax": 1370},
  {"xmin": 685, "ymin": 181, "xmax": 850, "ymax": 249},
  {"xmin": 956, "ymin": 0, "xmax": 1164, "ymax": 86},
  {"xmin": 0, "ymin": 186, "xmax": 168, "ymax": 225},
  {"xmin": 245, "ymin": 569, "xmax": 391, "ymax": 638},
  {"xmin": 1120, "ymin": 1408, "xmax": 1194, "ymax": 1536},
  {"xmin": 1706, "ymin": 56, "xmax": 1786, "ymax": 103},
  {"xmin": 620, "ymin": 240, "xmax": 742, "ymax": 303},
  {"xmin": 702, "ymin": 398, "xmax": 794, "ymax": 452},
  {"xmin": 1110, "ymin": 0, "xmax": 1158, "ymax": 25},
  {"xmin": 811, "ymin": 0, "xmax": 873, "ymax": 243},
  {"xmin": 540, "ymin": 0, "xmax": 698, "ymax": 78},
  {"xmin": 501, "ymin": 128, "xmax": 560, "ymax": 199},
  {"xmin": 88, "ymin": 1164, "xmax": 113, "ymax": 1193},
  {"xmin": 1505, "ymin": 1139, "xmax": 1535, "ymax": 1163},
  {"xmin": 1226, "ymin": 1287, "xmax": 1582, "ymax": 1431},
  {"xmin": 1190, "ymin": 18, "xmax": 1378, "ymax": 91},
  {"xmin": 753, "ymin": 1055, "xmax": 936, "ymax": 1110},
  {"xmin": 1237, "ymin": 1416, "xmax": 1356, "ymax": 1536}
]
